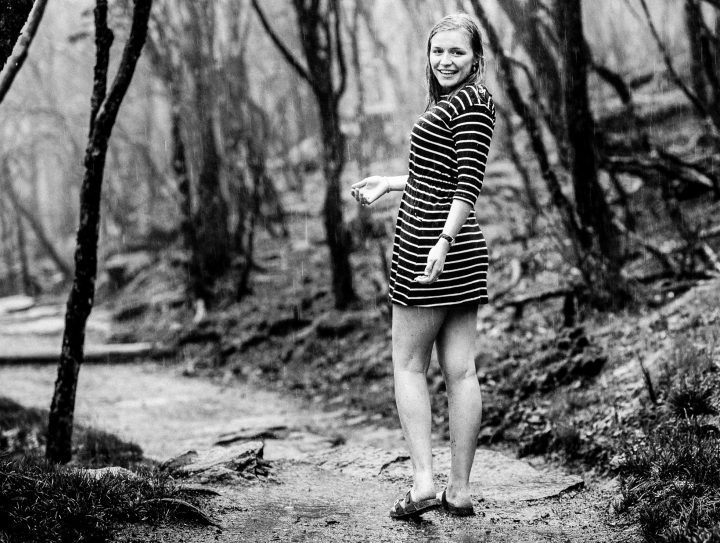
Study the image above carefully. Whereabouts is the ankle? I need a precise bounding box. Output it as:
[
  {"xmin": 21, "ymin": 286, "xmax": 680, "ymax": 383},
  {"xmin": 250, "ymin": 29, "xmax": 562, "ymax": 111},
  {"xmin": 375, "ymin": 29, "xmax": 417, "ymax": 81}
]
[
  {"xmin": 445, "ymin": 482, "xmax": 470, "ymax": 501},
  {"xmin": 412, "ymin": 476, "xmax": 436, "ymax": 499}
]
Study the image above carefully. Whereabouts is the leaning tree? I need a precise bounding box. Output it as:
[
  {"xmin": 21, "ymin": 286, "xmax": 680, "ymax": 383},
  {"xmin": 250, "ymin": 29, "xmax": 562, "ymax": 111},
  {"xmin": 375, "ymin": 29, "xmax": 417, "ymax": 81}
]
[{"xmin": 46, "ymin": 0, "xmax": 152, "ymax": 464}]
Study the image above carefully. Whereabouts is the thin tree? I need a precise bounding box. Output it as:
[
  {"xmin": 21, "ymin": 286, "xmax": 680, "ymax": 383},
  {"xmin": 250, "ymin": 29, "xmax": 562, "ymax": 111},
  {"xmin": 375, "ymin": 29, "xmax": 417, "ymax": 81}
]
[
  {"xmin": 252, "ymin": 0, "xmax": 357, "ymax": 309},
  {"xmin": 46, "ymin": 0, "xmax": 152, "ymax": 464},
  {"xmin": 0, "ymin": 0, "xmax": 34, "ymax": 72},
  {"xmin": 0, "ymin": 0, "xmax": 48, "ymax": 104}
]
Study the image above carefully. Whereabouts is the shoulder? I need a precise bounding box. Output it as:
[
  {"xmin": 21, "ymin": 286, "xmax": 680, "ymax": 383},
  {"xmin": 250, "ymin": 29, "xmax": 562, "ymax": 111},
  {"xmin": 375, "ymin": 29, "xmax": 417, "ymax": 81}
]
[{"xmin": 440, "ymin": 84, "xmax": 495, "ymax": 121}]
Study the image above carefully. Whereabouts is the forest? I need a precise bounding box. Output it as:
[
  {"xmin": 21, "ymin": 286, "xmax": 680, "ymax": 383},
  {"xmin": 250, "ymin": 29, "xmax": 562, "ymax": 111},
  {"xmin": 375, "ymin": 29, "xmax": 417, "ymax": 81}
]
[{"xmin": 1, "ymin": 0, "xmax": 720, "ymax": 542}]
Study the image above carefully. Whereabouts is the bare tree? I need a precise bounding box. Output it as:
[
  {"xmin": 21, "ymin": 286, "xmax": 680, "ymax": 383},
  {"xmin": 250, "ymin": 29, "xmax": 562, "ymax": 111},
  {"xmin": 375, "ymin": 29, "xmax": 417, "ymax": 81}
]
[
  {"xmin": 0, "ymin": 0, "xmax": 48, "ymax": 104},
  {"xmin": 46, "ymin": 0, "xmax": 152, "ymax": 464},
  {"xmin": 252, "ymin": 0, "xmax": 357, "ymax": 309}
]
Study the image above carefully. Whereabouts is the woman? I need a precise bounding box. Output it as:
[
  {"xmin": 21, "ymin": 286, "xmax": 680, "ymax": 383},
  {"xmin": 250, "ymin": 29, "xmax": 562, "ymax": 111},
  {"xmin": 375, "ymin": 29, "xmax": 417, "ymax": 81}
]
[{"xmin": 351, "ymin": 13, "xmax": 495, "ymax": 519}]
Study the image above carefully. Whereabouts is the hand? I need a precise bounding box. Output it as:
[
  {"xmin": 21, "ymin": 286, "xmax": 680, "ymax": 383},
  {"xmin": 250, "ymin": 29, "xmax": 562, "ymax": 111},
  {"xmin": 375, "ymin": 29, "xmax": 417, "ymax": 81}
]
[
  {"xmin": 414, "ymin": 240, "xmax": 450, "ymax": 283},
  {"xmin": 350, "ymin": 176, "xmax": 389, "ymax": 206}
]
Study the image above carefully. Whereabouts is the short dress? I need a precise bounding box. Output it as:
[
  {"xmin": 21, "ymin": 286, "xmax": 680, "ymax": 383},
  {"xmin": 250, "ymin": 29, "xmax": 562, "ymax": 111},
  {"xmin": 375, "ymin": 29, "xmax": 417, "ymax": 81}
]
[{"xmin": 388, "ymin": 83, "xmax": 496, "ymax": 307}]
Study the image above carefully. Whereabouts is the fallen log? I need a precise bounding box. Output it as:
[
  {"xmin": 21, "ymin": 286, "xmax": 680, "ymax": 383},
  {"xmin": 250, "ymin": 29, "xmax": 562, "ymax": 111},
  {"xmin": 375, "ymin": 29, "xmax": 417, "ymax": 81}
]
[{"xmin": 0, "ymin": 342, "xmax": 173, "ymax": 365}]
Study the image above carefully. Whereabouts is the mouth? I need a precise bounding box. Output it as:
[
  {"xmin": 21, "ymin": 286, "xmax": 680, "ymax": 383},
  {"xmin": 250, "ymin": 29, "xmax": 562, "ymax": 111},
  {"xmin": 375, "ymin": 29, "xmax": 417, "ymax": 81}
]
[{"xmin": 437, "ymin": 70, "xmax": 457, "ymax": 77}]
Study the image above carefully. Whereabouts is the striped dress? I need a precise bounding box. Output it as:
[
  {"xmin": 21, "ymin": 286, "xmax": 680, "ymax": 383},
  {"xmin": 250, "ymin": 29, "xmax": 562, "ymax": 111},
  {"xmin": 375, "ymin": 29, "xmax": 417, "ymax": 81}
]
[{"xmin": 388, "ymin": 83, "xmax": 496, "ymax": 307}]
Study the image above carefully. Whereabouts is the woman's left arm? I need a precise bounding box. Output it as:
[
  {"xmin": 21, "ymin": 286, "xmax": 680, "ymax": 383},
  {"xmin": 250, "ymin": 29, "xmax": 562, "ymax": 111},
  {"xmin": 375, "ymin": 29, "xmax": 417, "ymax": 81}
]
[
  {"xmin": 415, "ymin": 200, "xmax": 472, "ymax": 283},
  {"xmin": 416, "ymin": 92, "xmax": 495, "ymax": 284}
]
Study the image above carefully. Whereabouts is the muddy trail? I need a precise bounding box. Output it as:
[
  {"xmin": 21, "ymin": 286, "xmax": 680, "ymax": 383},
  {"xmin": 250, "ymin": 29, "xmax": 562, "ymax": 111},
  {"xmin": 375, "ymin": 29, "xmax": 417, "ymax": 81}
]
[{"xmin": 0, "ymin": 302, "xmax": 629, "ymax": 542}]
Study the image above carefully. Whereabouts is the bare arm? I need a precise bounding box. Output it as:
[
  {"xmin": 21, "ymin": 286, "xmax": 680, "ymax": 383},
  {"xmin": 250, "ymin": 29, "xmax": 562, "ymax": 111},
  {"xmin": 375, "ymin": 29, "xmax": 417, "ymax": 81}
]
[{"xmin": 350, "ymin": 174, "xmax": 407, "ymax": 205}]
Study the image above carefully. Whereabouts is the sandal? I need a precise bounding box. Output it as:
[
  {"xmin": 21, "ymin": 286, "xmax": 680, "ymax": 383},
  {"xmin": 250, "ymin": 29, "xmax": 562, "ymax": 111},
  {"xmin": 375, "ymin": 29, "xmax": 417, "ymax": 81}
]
[
  {"xmin": 389, "ymin": 490, "xmax": 440, "ymax": 519},
  {"xmin": 439, "ymin": 489, "xmax": 475, "ymax": 517}
]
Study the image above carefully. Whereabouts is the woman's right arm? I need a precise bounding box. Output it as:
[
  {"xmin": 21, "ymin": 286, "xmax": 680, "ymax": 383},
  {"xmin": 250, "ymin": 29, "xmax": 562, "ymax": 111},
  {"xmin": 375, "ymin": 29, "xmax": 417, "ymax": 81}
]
[{"xmin": 351, "ymin": 175, "xmax": 407, "ymax": 206}]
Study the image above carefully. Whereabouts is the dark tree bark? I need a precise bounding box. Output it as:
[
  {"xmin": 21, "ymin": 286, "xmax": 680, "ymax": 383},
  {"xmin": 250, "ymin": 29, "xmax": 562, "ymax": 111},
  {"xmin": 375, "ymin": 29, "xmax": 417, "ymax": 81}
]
[
  {"xmin": 0, "ymin": 195, "xmax": 17, "ymax": 295},
  {"xmin": 14, "ymin": 201, "xmax": 31, "ymax": 294},
  {"xmin": 171, "ymin": 105, "xmax": 202, "ymax": 302},
  {"xmin": 46, "ymin": 0, "xmax": 152, "ymax": 464},
  {"xmin": 497, "ymin": 0, "xmax": 565, "ymax": 146},
  {"xmin": 0, "ymin": 0, "xmax": 33, "ymax": 72},
  {"xmin": 187, "ymin": 2, "xmax": 230, "ymax": 303},
  {"xmin": 0, "ymin": 0, "xmax": 48, "ymax": 104},
  {"xmin": 559, "ymin": 0, "xmax": 628, "ymax": 305},
  {"xmin": 686, "ymin": 0, "xmax": 709, "ymax": 105},
  {"xmin": 252, "ymin": 0, "xmax": 357, "ymax": 309},
  {"xmin": 558, "ymin": 1, "xmax": 624, "ymax": 253}
]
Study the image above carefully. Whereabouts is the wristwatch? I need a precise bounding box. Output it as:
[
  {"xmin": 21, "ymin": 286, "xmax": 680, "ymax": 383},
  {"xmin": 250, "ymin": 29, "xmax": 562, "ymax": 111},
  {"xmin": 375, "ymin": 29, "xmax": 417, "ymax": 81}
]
[{"xmin": 438, "ymin": 233, "xmax": 454, "ymax": 246}]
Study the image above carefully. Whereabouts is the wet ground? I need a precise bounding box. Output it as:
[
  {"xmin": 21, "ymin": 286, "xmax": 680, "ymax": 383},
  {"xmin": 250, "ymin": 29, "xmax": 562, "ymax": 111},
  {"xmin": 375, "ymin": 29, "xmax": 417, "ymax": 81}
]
[{"xmin": 0, "ymin": 299, "xmax": 634, "ymax": 542}]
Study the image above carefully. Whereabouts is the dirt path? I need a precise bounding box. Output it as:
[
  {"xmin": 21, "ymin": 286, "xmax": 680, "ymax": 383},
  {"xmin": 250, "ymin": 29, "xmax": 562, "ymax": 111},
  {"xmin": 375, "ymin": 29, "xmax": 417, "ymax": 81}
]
[
  {"xmin": 0, "ymin": 297, "xmax": 631, "ymax": 542},
  {"xmin": 0, "ymin": 360, "xmax": 629, "ymax": 542}
]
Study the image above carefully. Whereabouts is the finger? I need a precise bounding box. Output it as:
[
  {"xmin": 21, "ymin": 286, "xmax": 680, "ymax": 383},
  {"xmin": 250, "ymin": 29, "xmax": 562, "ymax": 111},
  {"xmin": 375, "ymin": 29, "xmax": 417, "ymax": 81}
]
[
  {"xmin": 414, "ymin": 274, "xmax": 431, "ymax": 283},
  {"xmin": 424, "ymin": 259, "xmax": 434, "ymax": 277},
  {"xmin": 351, "ymin": 180, "xmax": 367, "ymax": 189}
]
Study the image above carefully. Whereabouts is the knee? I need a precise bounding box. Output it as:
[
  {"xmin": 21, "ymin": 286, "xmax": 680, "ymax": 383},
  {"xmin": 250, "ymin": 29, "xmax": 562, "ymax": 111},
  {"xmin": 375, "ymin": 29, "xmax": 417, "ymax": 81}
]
[
  {"xmin": 393, "ymin": 353, "xmax": 429, "ymax": 374},
  {"xmin": 443, "ymin": 358, "xmax": 477, "ymax": 386}
]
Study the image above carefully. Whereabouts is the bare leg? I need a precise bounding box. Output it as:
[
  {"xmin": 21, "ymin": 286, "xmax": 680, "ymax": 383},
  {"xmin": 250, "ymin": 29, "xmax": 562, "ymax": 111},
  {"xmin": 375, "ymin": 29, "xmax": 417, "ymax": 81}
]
[
  {"xmin": 436, "ymin": 303, "xmax": 481, "ymax": 508},
  {"xmin": 392, "ymin": 304, "xmax": 447, "ymax": 501}
]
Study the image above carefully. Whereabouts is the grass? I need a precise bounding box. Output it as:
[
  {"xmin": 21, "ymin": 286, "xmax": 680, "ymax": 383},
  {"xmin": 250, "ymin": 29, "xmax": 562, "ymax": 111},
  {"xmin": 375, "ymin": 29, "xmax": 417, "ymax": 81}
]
[
  {"xmin": 0, "ymin": 456, "xmax": 199, "ymax": 543},
  {"xmin": 0, "ymin": 397, "xmax": 206, "ymax": 542},
  {"xmin": 616, "ymin": 341, "xmax": 720, "ymax": 542}
]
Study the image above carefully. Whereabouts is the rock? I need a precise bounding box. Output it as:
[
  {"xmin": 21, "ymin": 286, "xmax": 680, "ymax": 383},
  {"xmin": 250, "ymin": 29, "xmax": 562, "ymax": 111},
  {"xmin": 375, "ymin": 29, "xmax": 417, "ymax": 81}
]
[{"xmin": 162, "ymin": 440, "xmax": 266, "ymax": 480}]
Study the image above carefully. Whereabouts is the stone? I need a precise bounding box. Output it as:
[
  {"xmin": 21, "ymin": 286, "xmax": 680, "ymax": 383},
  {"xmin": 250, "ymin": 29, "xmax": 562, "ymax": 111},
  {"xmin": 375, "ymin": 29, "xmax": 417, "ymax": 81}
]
[{"xmin": 162, "ymin": 440, "xmax": 265, "ymax": 478}]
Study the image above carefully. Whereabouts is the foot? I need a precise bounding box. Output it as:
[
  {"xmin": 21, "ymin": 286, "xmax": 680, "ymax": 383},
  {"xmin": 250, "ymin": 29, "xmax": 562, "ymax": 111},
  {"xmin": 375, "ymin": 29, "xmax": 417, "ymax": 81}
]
[
  {"xmin": 389, "ymin": 489, "xmax": 441, "ymax": 519},
  {"xmin": 438, "ymin": 488, "xmax": 475, "ymax": 516}
]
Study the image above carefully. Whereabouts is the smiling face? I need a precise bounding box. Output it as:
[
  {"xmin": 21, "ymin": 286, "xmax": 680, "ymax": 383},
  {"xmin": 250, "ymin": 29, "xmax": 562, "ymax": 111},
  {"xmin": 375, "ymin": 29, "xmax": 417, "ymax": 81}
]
[{"xmin": 429, "ymin": 29, "xmax": 474, "ymax": 91}]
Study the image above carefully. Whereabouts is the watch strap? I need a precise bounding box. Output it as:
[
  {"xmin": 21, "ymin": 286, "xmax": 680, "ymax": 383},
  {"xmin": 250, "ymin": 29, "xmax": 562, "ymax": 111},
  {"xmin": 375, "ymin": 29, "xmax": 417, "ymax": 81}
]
[{"xmin": 439, "ymin": 233, "xmax": 454, "ymax": 246}]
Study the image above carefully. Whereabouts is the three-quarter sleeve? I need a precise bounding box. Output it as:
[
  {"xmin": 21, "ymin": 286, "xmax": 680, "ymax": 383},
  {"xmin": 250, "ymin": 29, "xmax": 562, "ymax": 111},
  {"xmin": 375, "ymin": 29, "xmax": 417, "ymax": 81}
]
[{"xmin": 449, "ymin": 89, "xmax": 495, "ymax": 208}]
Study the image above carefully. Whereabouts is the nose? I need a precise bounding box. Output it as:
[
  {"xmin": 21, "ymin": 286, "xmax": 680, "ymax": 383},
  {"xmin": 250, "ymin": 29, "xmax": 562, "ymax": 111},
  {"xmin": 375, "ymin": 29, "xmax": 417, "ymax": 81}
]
[{"xmin": 439, "ymin": 52, "xmax": 452, "ymax": 66}]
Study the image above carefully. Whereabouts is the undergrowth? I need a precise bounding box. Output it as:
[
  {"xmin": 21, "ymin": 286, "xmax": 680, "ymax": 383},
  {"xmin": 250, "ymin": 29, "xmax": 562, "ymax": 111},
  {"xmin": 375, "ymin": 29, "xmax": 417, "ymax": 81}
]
[
  {"xmin": 0, "ymin": 456, "xmax": 195, "ymax": 543},
  {"xmin": 0, "ymin": 398, "xmax": 203, "ymax": 543},
  {"xmin": 616, "ymin": 339, "xmax": 720, "ymax": 542}
]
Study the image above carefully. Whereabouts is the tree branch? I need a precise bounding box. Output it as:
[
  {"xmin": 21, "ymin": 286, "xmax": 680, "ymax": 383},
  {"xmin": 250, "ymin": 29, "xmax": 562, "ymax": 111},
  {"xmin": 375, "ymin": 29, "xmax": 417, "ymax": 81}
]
[
  {"xmin": 0, "ymin": 0, "xmax": 49, "ymax": 104},
  {"xmin": 332, "ymin": 0, "xmax": 347, "ymax": 100},
  {"xmin": 93, "ymin": 0, "xmax": 151, "ymax": 140},
  {"xmin": 250, "ymin": 0, "xmax": 312, "ymax": 84},
  {"xmin": 89, "ymin": 0, "xmax": 113, "ymax": 133}
]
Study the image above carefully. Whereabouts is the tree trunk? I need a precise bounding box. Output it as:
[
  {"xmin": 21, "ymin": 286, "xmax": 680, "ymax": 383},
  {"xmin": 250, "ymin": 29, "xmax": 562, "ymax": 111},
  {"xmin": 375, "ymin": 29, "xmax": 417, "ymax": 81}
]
[
  {"xmin": 0, "ymin": 0, "xmax": 49, "ymax": 104},
  {"xmin": 558, "ymin": 0, "xmax": 628, "ymax": 306},
  {"xmin": 686, "ymin": 0, "xmax": 709, "ymax": 105},
  {"xmin": 0, "ymin": 196, "xmax": 17, "ymax": 294},
  {"xmin": 319, "ymin": 97, "xmax": 356, "ymax": 309},
  {"xmin": 349, "ymin": 0, "xmax": 373, "ymax": 241},
  {"xmin": 0, "ymin": 0, "xmax": 33, "ymax": 72},
  {"xmin": 46, "ymin": 0, "xmax": 151, "ymax": 464},
  {"xmin": 15, "ymin": 206, "xmax": 32, "ymax": 294},
  {"xmin": 171, "ymin": 104, "xmax": 201, "ymax": 303},
  {"xmin": 189, "ymin": 6, "xmax": 230, "ymax": 304}
]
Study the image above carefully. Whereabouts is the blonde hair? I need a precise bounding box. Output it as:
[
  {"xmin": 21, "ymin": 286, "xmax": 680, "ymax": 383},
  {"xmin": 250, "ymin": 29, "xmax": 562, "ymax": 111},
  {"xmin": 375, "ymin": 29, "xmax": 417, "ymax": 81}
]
[{"xmin": 425, "ymin": 13, "xmax": 485, "ymax": 107}]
